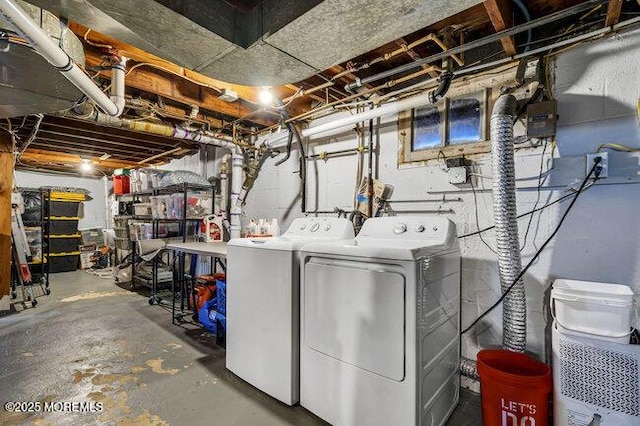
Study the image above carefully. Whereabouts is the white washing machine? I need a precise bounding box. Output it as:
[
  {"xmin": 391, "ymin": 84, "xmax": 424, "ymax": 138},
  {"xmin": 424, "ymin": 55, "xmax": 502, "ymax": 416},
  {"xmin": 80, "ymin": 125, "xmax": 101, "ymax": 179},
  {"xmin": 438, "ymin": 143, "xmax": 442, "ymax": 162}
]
[
  {"xmin": 300, "ymin": 217, "xmax": 460, "ymax": 426},
  {"xmin": 226, "ymin": 217, "xmax": 354, "ymax": 405}
]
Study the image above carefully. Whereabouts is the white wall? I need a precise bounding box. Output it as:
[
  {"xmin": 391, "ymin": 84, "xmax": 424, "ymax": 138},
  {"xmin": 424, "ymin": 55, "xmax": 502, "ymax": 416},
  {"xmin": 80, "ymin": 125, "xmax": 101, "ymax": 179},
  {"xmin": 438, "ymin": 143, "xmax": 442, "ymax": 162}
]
[
  {"xmin": 14, "ymin": 170, "xmax": 107, "ymax": 229},
  {"xmin": 239, "ymin": 27, "xmax": 640, "ymax": 369}
]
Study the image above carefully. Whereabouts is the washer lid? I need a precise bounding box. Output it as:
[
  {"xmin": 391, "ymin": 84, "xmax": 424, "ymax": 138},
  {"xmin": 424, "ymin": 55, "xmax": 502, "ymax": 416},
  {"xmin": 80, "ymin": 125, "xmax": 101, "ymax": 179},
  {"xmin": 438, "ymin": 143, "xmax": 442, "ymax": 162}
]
[{"xmin": 228, "ymin": 217, "xmax": 355, "ymax": 252}]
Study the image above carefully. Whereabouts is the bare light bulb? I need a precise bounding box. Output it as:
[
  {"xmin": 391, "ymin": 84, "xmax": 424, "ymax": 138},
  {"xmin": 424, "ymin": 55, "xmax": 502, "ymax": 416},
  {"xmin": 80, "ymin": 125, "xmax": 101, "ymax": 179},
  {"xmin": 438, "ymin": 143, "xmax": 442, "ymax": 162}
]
[
  {"xmin": 81, "ymin": 159, "xmax": 92, "ymax": 172},
  {"xmin": 259, "ymin": 88, "xmax": 273, "ymax": 105}
]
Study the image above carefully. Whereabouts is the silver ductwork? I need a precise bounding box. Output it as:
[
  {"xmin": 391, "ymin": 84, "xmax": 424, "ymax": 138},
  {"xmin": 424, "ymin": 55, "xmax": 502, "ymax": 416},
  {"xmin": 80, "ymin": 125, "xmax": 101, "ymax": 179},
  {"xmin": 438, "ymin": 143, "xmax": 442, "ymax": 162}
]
[
  {"xmin": 24, "ymin": 0, "xmax": 481, "ymax": 85},
  {"xmin": 460, "ymin": 358, "xmax": 479, "ymax": 380},
  {"xmin": 490, "ymin": 94, "xmax": 526, "ymax": 353}
]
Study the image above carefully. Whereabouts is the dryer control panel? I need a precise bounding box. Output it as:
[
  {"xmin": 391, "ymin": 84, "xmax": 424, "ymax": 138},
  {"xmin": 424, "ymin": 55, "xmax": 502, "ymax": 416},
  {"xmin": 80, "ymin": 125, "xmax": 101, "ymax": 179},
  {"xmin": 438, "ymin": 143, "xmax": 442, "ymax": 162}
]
[
  {"xmin": 285, "ymin": 217, "xmax": 355, "ymax": 240},
  {"xmin": 358, "ymin": 217, "xmax": 457, "ymax": 247}
]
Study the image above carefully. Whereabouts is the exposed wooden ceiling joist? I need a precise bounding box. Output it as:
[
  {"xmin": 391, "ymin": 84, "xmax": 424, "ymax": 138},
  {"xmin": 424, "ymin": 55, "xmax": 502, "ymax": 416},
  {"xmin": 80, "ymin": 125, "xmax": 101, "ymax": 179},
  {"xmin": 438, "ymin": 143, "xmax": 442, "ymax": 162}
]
[
  {"xmin": 393, "ymin": 38, "xmax": 439, "ymax": 78},
  {"xmin": 483, "ymin": 0, "xmax": 518, "ymax": 56},
  {"xmin": 605, "ymin": 0, "xmax": 623, "ymax": 27}
]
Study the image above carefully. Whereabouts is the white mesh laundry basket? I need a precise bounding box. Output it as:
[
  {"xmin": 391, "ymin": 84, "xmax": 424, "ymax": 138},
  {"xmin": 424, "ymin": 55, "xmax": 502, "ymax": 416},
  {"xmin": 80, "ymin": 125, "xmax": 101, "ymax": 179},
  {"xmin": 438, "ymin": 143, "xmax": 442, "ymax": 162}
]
[{"xmin": 552, "ymin": 322, "xmax": 640, "ymax": 425}]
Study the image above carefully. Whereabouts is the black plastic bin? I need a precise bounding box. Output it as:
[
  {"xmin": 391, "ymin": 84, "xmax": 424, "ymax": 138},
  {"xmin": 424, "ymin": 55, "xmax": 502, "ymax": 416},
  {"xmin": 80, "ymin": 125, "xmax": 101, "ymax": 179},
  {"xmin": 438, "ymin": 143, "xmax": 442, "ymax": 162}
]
[
  {"xmin": 46, "ymin": 201, "xmax": 81, "ymax": 218},
  {"xmin": 47, "ymin": 219, "xmax": 79, "ymax": 235},
  {"xmin": 49, "ymin": 253, "xmax": 79, "ymax": 273},
  {"xmin": 48, "ymin": 236, "xmax": 80, "ymax": 254}
]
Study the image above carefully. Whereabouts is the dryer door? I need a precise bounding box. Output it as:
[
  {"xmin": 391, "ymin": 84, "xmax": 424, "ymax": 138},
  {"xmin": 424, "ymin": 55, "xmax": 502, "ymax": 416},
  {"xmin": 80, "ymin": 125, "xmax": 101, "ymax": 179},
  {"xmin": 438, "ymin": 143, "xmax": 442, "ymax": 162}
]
[{"xmin": 303, "ymin": 258, "xmax": 406, "ymax": 381}]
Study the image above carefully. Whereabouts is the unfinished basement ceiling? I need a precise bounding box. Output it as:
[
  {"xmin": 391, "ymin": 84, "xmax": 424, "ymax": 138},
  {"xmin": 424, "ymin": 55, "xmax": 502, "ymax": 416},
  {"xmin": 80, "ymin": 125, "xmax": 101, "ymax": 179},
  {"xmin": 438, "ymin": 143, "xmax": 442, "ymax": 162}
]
[{"xmin": 25, "ymin": 0, "xmax": 481, "ymax": 85}]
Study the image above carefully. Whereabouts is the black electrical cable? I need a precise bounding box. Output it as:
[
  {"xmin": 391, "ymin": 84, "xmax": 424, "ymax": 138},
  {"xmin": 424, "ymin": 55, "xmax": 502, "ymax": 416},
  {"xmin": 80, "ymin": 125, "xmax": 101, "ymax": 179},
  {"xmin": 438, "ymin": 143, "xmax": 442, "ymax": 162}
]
[
  {"xmin": 520, "ymin": 140, "xmax": 548, "ymax": 250},
  {"xmin": 459, "ymin": 190, "xmax": 576, "ymax": 239},
  {"xmin": 274, "ymin": 130, "xmax": 293, "ymax": 166},
  {"xmin": 461, "ymin": 158, "xmax": 602, "ymax": 335},
  {"xmin": 470, "ymin": 177, "xmax": 497, "ymax": 255}
]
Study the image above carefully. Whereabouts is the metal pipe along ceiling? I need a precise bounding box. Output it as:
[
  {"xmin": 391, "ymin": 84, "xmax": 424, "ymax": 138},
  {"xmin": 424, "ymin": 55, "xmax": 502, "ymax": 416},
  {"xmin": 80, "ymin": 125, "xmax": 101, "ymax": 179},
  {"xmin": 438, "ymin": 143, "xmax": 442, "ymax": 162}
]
[
  {"xmin": 260, "ymin": 14, "xmax": 640, "ymax": 151},
  {"xmin": 344, "ymin": 0, "xmax": 600, "ymax": 91},
  {"xmin": 0, "ymin": 0, "xmax": 124, "ymax": 117}
]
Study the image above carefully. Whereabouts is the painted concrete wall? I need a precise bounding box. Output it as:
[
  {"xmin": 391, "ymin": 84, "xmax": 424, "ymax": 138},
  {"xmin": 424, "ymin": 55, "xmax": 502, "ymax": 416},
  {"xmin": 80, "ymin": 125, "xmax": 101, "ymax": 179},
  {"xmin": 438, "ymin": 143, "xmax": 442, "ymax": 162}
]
[
  {"xmin": 14, "ymin": 170, "xmax": 107, "ymax": 229},
  {"xmin": 238, "ymin": 26, "xmax": 640, "ymax": 372}
]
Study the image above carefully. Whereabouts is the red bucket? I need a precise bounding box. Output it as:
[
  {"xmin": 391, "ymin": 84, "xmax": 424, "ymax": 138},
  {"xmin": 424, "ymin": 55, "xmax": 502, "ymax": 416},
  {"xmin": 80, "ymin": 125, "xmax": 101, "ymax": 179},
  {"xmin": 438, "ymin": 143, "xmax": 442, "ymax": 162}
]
[{"xmin": 477, "ymin": 349, "xmax": 552, "ymax": 426}]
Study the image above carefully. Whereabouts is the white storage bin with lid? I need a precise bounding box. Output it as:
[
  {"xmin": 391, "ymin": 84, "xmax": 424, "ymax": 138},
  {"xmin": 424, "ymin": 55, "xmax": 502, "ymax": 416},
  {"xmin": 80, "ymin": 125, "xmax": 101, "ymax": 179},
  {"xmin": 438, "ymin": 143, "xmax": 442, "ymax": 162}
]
[{"xmin": 551, "ymin": 279, "xmax": 635, "ymax": 342}]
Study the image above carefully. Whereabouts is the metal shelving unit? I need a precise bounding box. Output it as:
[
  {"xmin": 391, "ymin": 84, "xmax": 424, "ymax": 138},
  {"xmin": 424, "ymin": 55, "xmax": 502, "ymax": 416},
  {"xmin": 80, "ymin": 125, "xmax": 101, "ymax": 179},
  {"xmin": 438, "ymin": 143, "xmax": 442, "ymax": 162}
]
[
  {"xmin": 15, "ymin": 188, "xmax": 51, "ymax": 301},
  {"xmin": 116, "ymin": 183, "xmax": 215, "ymax": 305}
]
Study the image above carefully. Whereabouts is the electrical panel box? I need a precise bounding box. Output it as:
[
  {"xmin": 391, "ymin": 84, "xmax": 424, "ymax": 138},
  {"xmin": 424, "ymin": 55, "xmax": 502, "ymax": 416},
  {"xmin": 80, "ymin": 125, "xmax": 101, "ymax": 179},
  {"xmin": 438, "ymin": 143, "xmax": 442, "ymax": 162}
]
[
  {"xmin": 526, "ymin": 100, "xmax": 557, "ymax": 138},
  {"xmin": 447, "ymin": 166, "xmax": 467, "ymax": 184}
]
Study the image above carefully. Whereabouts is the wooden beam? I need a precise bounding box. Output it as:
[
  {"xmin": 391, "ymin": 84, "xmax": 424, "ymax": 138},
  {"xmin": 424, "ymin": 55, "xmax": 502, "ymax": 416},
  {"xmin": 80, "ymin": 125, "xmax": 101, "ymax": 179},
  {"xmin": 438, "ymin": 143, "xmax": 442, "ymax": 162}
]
[
  {"xmin": 605, "ymin": 0, "xmax": 623, "ymax": 27},
  {"xmin": 84, "ymin": 51, "xmax": 275, "ymax": 126},
  {"xmin": 21, "ymin": 149, "xmax": 139, "ymax": 170},
  {"xmin": 69, "ymin": 22, "xmax": 298, "ymax": 106},
  {"xmin": 394, "ymin": 38, "xmax": 439, "ymax": 78},
  {"xmin": 0, "ymin": 132, "xmax": 13, "ymax": 298},
  {"xmin": 484, "ymin": 0, "xmax": 517, "ymax": 56},
  {"xmin": 73, "ymin": 24, "xmax": 314, "ymax": 122}
]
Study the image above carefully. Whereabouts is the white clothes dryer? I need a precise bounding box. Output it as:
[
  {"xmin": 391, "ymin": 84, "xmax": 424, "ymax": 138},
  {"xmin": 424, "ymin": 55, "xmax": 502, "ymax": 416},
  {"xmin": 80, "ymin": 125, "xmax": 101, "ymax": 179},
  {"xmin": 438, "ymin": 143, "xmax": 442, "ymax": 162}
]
[{"xmin": 300, "ymin": 217, "xmax": 460, "ymax": 426}]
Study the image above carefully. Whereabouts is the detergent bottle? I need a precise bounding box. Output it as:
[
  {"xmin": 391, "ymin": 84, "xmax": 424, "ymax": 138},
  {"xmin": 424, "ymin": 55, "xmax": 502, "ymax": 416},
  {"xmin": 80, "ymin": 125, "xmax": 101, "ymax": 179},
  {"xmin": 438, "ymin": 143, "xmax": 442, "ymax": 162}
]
[{"xmin": 201, "ymin": 215, "xmax": 223, "ymax": 242}]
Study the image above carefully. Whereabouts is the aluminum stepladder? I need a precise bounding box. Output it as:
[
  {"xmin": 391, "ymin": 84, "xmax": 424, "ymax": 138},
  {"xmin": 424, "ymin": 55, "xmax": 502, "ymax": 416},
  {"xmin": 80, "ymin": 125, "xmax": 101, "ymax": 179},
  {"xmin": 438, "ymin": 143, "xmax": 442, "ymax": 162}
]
[{"xmin": 11, "ymin": 202, "xmax": 37, "ymax": 307}]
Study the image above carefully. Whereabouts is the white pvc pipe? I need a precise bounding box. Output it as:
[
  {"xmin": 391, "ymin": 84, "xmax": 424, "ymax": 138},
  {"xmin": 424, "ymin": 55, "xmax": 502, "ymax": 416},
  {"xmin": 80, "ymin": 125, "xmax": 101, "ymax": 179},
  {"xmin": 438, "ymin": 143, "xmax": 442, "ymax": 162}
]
[
  {"xmin": 102, "ymin": 175, "xmax": 111, "ymax": 229},
  {"xmin": 262, "ymin": 92, "xmax": 431, "ymax": 149},
  {"xmin": 110, "ymin": 57, "xmax": 127, "ymax": 116},
  {"xmin": 0, "ymin": 0, "xmax": 123, "ymax": 116},
  {"xmin": 230, "ymin": 152, "xmax": 244, "ymax": 239}
]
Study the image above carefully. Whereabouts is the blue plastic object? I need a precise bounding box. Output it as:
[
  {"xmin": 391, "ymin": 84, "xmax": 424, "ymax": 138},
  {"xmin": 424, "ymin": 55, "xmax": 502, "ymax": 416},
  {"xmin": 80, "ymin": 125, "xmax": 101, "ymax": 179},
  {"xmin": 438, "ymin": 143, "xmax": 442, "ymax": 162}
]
[
  {"xmin": 198, "ymin": 299, "xmax": 218, "ymax": 334},
  {"xmin": 216, "ymin": 279, "xmax": 226, "ymax": 315}
]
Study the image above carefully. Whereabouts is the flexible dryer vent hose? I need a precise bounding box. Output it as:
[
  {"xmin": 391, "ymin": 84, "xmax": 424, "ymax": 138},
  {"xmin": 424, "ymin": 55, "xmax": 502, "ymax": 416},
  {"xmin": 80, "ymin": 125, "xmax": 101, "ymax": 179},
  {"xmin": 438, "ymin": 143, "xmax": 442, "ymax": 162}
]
[{"xmin": 490, "ymin": 94, "xmax": 526, "ymax": 353}]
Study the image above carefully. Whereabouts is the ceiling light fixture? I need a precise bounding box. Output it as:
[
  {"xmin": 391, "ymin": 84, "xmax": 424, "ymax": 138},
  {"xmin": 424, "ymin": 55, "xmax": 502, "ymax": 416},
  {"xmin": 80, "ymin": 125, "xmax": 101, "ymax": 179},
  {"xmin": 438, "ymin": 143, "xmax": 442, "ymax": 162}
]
[
  {"xmin": 80, "ymin": 158, "xmax": 92, "ymax": 172},
  {"xmin": 259, "ymin": 87, "xmax": 273, "ymax": 105}
]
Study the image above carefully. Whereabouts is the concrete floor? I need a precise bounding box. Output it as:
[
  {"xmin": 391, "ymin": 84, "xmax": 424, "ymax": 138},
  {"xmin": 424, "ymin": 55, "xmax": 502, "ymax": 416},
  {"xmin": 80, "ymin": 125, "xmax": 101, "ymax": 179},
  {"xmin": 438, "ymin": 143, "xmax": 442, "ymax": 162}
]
[{"xmin": 0, "ymin": 271, "xmax": 481, "ymax": 425}]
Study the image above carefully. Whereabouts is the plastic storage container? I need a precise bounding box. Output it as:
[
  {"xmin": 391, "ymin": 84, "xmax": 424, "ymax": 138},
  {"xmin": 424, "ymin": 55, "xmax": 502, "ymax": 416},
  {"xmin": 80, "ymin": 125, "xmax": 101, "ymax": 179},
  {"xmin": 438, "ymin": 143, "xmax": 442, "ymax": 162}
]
[
  {"xmin": 49, "ymin": 252, "xmax": 79, "ymax": 272},
  {"xmin": 49, "ymin": 236, "xmax": 80, "ymax": 253},
  {"xmin": 48, "ymin": 219, "xmax": 79, "ymax": 235},
  {"xmin": 185, "ymin": 192, "xmax": 212, "ymax": 218},
  {"xmin": 551, "ymin": 279, "xmax": 635, "ymax": 341},
  {"xmin": 113, "ymin": 175, "xmax": 130, "ymax": 195},
  {"xmin": 477, "ymin": 349, "xmax": 552, "ymax": 426},
  {"xmin": 47, "ymin": 200, "xmax": 80, "ymax": 218},
  {"xmin": 115, "ymin": 237, "xmax": 131, "ymax": 250},
  {"xmin": 80, "ymin": 228, "xmax": 102, "ymax": 245},
  {"xmin": 150, "ymin": 196, "xmax": 171, "ymax": 219},
  {"xmin": 133, "ymin": 202, "xmax": 152, "ymax": 217}
]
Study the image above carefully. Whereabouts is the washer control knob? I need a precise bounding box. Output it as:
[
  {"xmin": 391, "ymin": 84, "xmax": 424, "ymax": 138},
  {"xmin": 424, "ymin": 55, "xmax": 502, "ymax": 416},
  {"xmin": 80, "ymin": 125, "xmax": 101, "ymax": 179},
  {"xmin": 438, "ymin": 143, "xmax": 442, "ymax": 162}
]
[
  {"xmin": 324, "ymin": 224, "xmax": 331, "ymax": 231},
  {"xmin": 393, "ymin": 223, "xmax": 407, "ymax": 234},
  {"xmin": 415, "ymin": 225, "xmax": 425, "ymax": 233},
  {"xmin": 300, "ymin": 223, "xmax": 307, "ymax": 230},
  {"xmin": 310, "ymin": 223, "xmax": 320, "ymax": 232}
]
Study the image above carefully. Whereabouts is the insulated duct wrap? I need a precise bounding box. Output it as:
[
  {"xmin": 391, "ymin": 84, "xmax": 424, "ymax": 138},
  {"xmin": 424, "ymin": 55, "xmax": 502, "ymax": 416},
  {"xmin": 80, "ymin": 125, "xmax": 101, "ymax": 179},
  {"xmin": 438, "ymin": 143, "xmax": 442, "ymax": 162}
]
[{"xmin": 490, "ymin": 94, "xmax": 526, "ymax": 353}]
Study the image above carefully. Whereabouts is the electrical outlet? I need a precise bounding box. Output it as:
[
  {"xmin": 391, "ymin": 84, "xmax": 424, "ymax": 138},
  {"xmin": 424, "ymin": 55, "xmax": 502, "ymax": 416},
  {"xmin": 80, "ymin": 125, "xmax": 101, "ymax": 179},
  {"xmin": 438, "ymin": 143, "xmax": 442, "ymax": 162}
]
[{"xmin": 586, "ymin": 152, "xmax": 608, "ymax": 178}]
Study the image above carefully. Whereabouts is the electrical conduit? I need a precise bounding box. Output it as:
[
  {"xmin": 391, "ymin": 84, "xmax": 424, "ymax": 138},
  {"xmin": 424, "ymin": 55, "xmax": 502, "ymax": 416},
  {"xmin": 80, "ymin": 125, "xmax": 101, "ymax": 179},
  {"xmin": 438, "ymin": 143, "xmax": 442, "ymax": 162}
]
[{"xmin": 0, "ymin": 0, "xmax": 124, "ymax": 117}]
